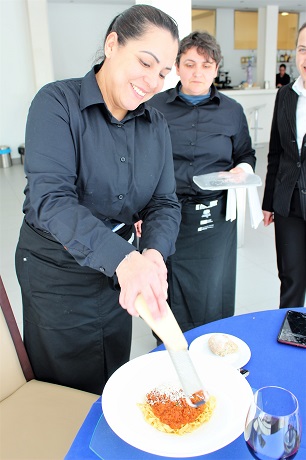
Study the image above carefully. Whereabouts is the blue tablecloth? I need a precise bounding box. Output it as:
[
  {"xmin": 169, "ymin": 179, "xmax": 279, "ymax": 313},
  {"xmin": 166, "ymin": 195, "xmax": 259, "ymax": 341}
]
[{"xmin": 65, "ymin": 307, "xmax": 306, "ymax": 460}]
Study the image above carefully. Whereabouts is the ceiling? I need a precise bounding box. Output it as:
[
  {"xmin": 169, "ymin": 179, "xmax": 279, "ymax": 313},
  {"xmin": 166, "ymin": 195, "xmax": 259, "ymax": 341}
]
[
  {"xmin": 193, "ymin": 0, "xmax": 305, "ymax": 12},
  {"xmin": 47, "ymin": 0, "xmax": 306, "ymax": 14}
]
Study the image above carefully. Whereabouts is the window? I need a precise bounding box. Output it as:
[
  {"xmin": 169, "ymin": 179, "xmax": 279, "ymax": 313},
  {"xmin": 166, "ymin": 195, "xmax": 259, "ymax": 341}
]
[
  {"xmin": 234, "ymin": 11, "xmax": 258, "ymax": 50},
  {"xmin": 192, "ymin": 9, "xmax": 216, "ymax": 36},
  {"xmin": 232, "ymin": 10, "xmax": 298, "ymax": 51}
]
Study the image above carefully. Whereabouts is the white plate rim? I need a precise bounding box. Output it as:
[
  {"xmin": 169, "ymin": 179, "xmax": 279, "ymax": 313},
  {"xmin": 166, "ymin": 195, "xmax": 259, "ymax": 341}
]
[
  {"xmin": 189, "ymin": 333, "xmax": 251, "ymax": 369},
  {"xmin": 102, "ymin": 351, "xmax": 253, "ymax": 458}
]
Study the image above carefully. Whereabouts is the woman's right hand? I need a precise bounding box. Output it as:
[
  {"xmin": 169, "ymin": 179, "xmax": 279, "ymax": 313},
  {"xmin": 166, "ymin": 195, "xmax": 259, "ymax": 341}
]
[
  {"xmin": 115, "ymin": 250, "xmax": 168, "ymax": 320},
  {"xmin": 263, "ymin": 210, "xmax": 274, "ymax": 226}
]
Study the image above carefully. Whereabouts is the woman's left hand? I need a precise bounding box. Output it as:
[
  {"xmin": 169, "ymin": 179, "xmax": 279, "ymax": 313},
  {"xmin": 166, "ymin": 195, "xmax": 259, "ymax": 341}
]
[{"xmin": 229, "ymin": 166, "xmax": 244, "ymax": 174}]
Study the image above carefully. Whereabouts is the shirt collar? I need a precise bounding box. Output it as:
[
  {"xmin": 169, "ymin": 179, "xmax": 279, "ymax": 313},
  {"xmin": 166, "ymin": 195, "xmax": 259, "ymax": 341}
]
[
  {"xmin": 80, "ymin": 65, "xmax": 152, "ymax": 122},
  {"xmin": 164, "ymin": 81, "xmax": 220, "ymax": 105},
  {"xmin": 292, "ymin": 76, "xmax": 306, "ymax": 97}
]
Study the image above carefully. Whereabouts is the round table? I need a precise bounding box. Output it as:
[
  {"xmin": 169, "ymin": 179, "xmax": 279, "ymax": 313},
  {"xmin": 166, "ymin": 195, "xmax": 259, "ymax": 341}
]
[{"xmin": 65, "ymin": 307, "xmax": 306, "ymax": 460}]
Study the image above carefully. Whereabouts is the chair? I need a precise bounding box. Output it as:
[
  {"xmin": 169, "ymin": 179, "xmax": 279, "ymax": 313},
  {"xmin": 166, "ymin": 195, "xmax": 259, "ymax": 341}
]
[
  {"xmin": 245, "ymin": 104, "xmax": 266, "ymax": 147},
  {"xmin": 0, "ymin": 276, "xmax": 99, "ymax": 460}
]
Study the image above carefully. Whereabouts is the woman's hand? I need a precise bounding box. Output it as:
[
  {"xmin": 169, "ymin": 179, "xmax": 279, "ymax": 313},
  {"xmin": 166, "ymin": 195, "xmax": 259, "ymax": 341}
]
[
  {"xmin": 142, "ymin": 248, "xmax": 168, "ymax": 293},
  {"xmin": 263, "ymin": 210, "xmax": 274, "ymax": 226},
  {"xmin": 229, "ymin": 166, "xmax": 244, "ymax": 174},
  {"xmin": 116, "ymin": 249, "xmax": 168, "ymax": 320}
]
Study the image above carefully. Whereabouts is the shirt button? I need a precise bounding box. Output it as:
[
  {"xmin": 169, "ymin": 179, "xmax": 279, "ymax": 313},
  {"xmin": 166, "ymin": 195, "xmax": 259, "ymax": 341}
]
[
  {"xmin": 190, "ymin": 142, "xmax": 195, "ymax": 146},
  {"xmin": 297, "ymin": 162, "xmax": 301, "ymax": 168},
  {"xmin": 120, "ymin": 157, "xmax": 126, "ymax": 162},
  {"xmin": 191, "ymin": 124, "xmax": 195, "ymax": 127},
  {"xmin": 118, "ymin": 194, "xmax": 124, "ymax": 200},
  {"xmin": 189, "ymin": 162, "xmax": 193, "ymax": 166},
  {"xmin": 99, "ymin": 267, "xmax": 105, "ymax": 273},
  {"xmin": 117, "ymin": 124, "xmax": 123, "ymax": 128}
]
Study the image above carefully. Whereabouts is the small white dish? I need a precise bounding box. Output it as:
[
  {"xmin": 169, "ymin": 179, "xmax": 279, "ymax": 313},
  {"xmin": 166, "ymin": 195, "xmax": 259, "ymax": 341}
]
[{"xmin": 189, "ymin": 333, "xmax": 251, "ymax": 369}]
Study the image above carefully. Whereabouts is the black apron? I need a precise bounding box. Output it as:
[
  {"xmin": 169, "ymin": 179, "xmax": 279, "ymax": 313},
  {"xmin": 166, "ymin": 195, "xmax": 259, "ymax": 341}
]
[
  {"xmin": 167, "ymin": 193, "xmax": 237, "ymax": 332},
  {"xmin": 15, "ymin": 219, "xmax": 132, "ymax": 394}
]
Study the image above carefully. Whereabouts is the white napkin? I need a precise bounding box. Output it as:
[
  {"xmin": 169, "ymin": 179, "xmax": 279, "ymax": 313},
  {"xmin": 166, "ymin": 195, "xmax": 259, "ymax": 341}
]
[
  {"xmin": 247, "ymin": 186, "xmax": 264, "ymax": 229},
  {"xmin": 225, "ymin": 163, "xmax": 264, "ymax": 228},
  {"xmin": 225, "ymin": 187, "xmax": 263, "ymax": 228},
  {"xmin": 226, "ymin": 188, "xmax": 237, "ymax": 221}
]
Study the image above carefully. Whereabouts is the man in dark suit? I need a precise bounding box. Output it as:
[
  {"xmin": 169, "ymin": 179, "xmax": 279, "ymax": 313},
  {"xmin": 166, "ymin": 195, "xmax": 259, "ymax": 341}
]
[
  {"xmin": 276, "ymin": 63, "xmax": 290, "ymax": 88},
  {"xmin": 263, "ymin": 23, "xmax": 306, "ymax": 309}
]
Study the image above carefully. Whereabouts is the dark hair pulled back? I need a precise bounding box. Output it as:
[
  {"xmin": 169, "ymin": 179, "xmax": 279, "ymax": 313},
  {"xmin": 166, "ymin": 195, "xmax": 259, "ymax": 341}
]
[{"xmin": 104, "ymin": 4, "xmax": 178, "ymax": 49}]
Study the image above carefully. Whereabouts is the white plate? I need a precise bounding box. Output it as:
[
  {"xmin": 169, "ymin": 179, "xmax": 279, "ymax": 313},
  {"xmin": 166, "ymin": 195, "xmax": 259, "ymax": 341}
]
[
  {"xmin": 102, "ymin": 351, "xmax": 253, "ymax": 458},
  {"xmin": 189, "ymin": 333, "xmax": 251, "ymax": 369}
]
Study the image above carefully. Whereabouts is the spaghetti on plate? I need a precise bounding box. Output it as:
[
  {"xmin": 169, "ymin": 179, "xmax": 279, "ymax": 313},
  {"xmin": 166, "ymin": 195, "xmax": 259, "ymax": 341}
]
[{"xmin": 138, "ymin": 384, "xmax": 216, "ymax": 435}]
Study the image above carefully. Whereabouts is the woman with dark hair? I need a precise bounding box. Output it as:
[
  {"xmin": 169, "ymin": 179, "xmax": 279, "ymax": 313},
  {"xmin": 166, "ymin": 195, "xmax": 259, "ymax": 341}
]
[
  {"xmin": 148, "ymin": 31, "xmax": 256, "ymax": 333},
  {"xmin": 15, "ymin": 4, "xmax": 181, "ymax": 394},
  {"xmin": 263, "ymin": 22, "xmax": 306, "ymax": 309}
]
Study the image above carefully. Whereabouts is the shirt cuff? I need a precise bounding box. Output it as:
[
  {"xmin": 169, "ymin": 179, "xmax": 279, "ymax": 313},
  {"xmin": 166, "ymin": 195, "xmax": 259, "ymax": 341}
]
[{"xmin": 237, "ymin": 162, "xmax": 254, "ymax": 173}]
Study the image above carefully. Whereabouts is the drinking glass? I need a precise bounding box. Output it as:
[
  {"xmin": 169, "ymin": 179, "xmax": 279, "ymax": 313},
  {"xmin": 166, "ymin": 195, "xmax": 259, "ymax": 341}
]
[{"xmin": 244, "ymin": 386, "xmax": 301, "ymax": 460}]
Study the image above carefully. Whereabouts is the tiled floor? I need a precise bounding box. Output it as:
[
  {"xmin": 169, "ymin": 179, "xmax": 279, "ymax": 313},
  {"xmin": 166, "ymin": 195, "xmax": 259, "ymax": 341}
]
[{"xmin": 1, "ymin": 145, "xmax": 304, "ymax": 361}]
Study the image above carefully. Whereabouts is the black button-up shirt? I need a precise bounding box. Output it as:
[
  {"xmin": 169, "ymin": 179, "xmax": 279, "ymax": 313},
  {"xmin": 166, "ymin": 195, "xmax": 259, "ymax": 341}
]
[
  {"xmin": 149, "ymin": 83, "xmax": 256, "ymax": 200},
  {"xmin": 23, "ymin": 66, "xmax": 181, "ymax": 276}
]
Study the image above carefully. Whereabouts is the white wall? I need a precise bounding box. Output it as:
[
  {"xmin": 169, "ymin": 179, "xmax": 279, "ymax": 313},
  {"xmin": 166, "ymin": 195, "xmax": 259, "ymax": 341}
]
[
  {"xmin": 300, "ymin": 12, "xmax": 306, "ymax": 26},
  {"xmin": 0, "ymin": 0, "xmax": 36, "ymax": 159},
  {"xmin": 0, "ymin": 2, "xmax": 127, "ymax": 160},
  {"xmin": 48, "ymin": 3, "xmax": 128, "ymax": 80},
  {"xmin": 27, "ymin": 0, "xmax": 54, "ymax": 91}
]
